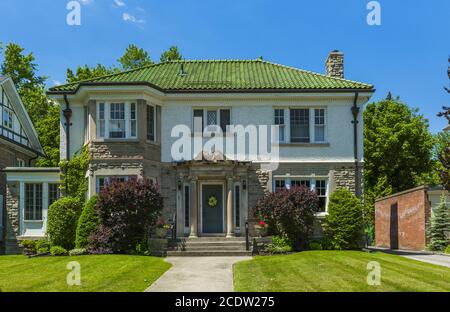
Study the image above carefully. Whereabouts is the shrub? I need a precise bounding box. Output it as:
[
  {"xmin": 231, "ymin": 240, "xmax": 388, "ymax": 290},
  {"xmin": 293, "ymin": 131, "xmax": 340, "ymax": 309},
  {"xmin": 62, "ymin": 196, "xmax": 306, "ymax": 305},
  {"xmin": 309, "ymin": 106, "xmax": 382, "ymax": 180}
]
[
  {"xmin": 309, "ymin": 242, "xmax": 323, "ymax": 250},
  {"xmin": 20, "ymin": 240, "xmax": 36, "ymax": 252},
  {"xmin": 324, "ymin": 188, "xmax": 364, "ymax": 250},
  {"xmin": 254, "ymin": 186, "xmax": 318, "ymax": 248},
  {"xmin": 76, "ymin": 195, "xmax": 100, "ymax": 248},
  {"xmin": 427, "ymin": 195, "xmax": 449, "ymax": 251},
  {"xmin": 59, "ymin": 145, "xmax": 89, "ymax": 201},
  {"xmin": 445, "ymin": 245, "xmax": 450, "ymax": 254},
  {"xmin": 47, "ymin": 197, "xmax": 83, "ymax": 250},
  {"xmin": 89, "ymin": 177, "xmax": 163, "ymax": 254},
  {"xmin": 272, "ymin": 235, "xmax": 293, "ymax": 250},
  {"xmin": 69, "ymin": 248, "xmax": 87, "ymax": 256},
  {"xmin": 35, "ymin": 239, "xmax": 50, "ymax": 253},
  {"xmin": 50, "ymin": 246, "xmax": 68, "ymax": 256}
]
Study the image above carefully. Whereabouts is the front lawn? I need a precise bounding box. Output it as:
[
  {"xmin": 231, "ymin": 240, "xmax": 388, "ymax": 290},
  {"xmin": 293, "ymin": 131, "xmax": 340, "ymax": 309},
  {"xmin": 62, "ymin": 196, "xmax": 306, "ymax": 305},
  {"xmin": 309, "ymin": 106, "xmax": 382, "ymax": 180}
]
[
  {"xmin": 234, "ymin": 251, "xmax": 450, "ymax": 292},
  {"xmin": 0, "ymin": 255, "xmax": 171, "ymax": 292}
]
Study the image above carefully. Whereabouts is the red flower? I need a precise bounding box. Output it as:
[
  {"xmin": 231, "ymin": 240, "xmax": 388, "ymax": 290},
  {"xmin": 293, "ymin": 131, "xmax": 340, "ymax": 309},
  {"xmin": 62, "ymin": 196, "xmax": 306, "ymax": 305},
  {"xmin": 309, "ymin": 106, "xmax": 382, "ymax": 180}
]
[{"xmin": 259, "ymin": 220, "xmax": 266, "ymax": 226}]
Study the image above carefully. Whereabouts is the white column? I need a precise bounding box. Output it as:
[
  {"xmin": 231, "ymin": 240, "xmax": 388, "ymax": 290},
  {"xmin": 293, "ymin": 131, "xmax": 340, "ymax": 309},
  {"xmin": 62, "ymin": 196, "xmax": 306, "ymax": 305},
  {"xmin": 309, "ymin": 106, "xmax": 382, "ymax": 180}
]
[
  {"xmin": 189, "ymin": 177, "xmax": 198, "ymax": 237},
  {"xmin": 226, "ymin": 177, "xmax": 235, "ymax": 237}
]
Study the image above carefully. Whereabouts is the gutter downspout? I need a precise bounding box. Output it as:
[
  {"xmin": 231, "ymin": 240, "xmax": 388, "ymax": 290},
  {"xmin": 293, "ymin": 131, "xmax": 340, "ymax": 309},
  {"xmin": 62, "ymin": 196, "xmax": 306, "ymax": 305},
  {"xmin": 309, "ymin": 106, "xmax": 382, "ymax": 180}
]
[
  {"xmin": 63, "ymin": 95, "xmax": 73, "ymax": 193},
  {"xmin": 351, "ymin": 92, "xmax": 360, "ymax": 198},
  {"xmin": 28, "ymin": 152, "xmax": 39, "ymax": 167}
]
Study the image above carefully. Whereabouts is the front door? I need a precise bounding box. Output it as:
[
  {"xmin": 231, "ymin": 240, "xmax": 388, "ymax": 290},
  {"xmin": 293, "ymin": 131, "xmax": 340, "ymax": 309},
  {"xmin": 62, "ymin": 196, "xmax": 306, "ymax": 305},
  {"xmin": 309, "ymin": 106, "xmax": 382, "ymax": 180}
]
[{"xmin": 202, "ymin": 184, "xmax": 224, "ymax": 234}]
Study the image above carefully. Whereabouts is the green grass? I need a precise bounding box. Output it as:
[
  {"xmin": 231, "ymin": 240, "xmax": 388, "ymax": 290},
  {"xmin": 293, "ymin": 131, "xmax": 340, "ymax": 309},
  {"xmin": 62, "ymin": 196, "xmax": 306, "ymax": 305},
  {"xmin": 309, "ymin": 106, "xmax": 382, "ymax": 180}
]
[
  {"xmin": 234, "ymin": 251, "xmax": 450, "ymax": 292},
  {"xmin": 0, "ymin": 255, "xmax": 171, "ymax": 292}
]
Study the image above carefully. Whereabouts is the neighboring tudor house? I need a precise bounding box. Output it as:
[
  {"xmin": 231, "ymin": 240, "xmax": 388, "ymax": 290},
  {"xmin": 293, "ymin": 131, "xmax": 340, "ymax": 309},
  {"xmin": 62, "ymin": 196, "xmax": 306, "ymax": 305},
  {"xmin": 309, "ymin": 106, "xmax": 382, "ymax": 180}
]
[
  {"xmin": 4, "ymin": 51, "xmax": 374, "ymax": 253},
  {"xmin": 0, "ymin": 76, "xmax": 46, "ymax": 254}
]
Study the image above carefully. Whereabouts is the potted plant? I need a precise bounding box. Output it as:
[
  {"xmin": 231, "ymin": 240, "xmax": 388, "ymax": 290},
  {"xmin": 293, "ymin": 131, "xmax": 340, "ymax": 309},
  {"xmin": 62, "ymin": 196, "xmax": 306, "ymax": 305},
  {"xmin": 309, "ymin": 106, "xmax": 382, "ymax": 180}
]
[
  {"xmin": 154, "ymin": 218, "xmax": 171, "ymax": 238},
  {"xmin": 255, "ymin": 220, "xmax": 269, "ymax": 237}
]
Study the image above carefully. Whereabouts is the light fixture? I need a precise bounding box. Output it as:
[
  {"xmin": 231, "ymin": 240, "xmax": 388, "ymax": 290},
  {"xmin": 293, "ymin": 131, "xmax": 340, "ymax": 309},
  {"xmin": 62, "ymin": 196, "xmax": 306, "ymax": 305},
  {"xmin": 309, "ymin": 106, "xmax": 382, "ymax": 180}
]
[
  {"xmin": 242, "ymin": 179, "xmax": 247, "ymax": 190},
  {"xmin": 177, "ymin": 180, "xmax": 182, "ymax": 190}
]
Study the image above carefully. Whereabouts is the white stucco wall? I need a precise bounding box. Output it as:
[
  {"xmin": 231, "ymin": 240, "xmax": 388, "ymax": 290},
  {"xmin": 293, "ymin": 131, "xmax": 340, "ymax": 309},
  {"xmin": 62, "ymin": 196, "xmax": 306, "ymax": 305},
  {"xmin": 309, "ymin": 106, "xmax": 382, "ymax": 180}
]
[
  {"xmin": 161, "ymin": 95, "xmax": 367, "ymax": 163},
  {"xmin": 59, "ymin": 101, "xmax": 85, "ymax": 160}
]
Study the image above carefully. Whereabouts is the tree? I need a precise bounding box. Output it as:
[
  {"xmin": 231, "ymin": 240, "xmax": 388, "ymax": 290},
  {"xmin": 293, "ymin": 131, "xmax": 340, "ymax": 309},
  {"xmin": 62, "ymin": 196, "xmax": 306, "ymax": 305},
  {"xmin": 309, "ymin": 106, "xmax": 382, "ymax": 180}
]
[
  {"xmin": 117, "ymin": 44, "xmax": 153, "ymax": 70},
  {"xmin": 324, "ymin": 188, "xmax": 364, "ymax": 250},
  {"xmin": 160, "ymin": 46, "xmax": 183, "ymax": 62},
  {"xmin": 436, "ymin": 58, "xmax": 450, "ymax": 191},
  {"xmin": 76, "ymin": 195, "xmax": 100, "ymax": 248},
  {"xmin": 66, "ymin": 64, "xmax": 118, "ymax": 83},
  {"xmin": 427, "ymin": 196, "xmax": 449, "ymax": 251},
  {"xmin": 1, "ymin": 43, "xmax": 59, "ymax": 167},
  {"xmin": 364, "ymin": 97, "xmax": 434, "ymax": 193}
]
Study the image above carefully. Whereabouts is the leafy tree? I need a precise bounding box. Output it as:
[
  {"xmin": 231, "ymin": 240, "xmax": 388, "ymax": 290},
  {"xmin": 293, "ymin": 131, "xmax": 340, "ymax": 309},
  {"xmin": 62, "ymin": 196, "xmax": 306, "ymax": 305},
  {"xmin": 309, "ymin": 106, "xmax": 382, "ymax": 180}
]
[
  {"xmin": 66, "ymin": 64, "xmax": 118, "ymax": 83},
  {"xmin": 160, "ymin": 46, "xmax": 183, "ymax": 62},
  {"xmin": 1, "ymin": 43, "xmax": 59, "ymax": 167},
  {"xmin": 324, "ymin": 188, "xmax": 364, "ymax": 250},
  {"xmin": 436, "ymin": 58, "xmax": 450, "ymax": 191},
  {"xmin": 76, "ymin": 195, "xmax": 99, "ymax": 248},
  {"xmin": 364, "ymin": 97, "xmax": 434, "ymax": 194},
  {"xmin": 117, "ymin": 44, "xmax": 153, "ymax": 70},
  {"xmin": 427, "ymin": 196, "xmax": 450, "ymax": 251}
]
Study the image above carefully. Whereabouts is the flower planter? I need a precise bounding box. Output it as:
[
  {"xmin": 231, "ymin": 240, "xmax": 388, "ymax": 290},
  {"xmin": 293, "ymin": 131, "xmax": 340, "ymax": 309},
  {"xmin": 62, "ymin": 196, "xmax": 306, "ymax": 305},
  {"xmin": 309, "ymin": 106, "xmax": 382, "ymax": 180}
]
[
  {"xmin": 255, "ymin": 225, "xmax": 269, "ymax": 237},
  {"xmin": 154, "ymin": 227, "xmax": 169, "ymax": 239}
]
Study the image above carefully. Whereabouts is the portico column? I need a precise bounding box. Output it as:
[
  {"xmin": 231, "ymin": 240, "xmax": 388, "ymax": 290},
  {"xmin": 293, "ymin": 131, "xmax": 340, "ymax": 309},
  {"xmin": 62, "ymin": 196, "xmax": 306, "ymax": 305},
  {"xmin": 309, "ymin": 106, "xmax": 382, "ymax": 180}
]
[
  {"xmin": 226, "ymin": 177, "xmax": 235, "ymax": 237},
  {"xmin": 189, "ymin": 177, "xmax": 198, "ymax": 238}
]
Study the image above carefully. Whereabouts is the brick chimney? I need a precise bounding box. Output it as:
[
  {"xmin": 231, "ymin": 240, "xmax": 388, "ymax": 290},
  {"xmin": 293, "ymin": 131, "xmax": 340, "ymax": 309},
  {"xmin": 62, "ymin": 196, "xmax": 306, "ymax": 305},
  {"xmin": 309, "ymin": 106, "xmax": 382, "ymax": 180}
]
[{"xmin": 325, "ymin": 50, "xmax": 344, "ymax": 79}]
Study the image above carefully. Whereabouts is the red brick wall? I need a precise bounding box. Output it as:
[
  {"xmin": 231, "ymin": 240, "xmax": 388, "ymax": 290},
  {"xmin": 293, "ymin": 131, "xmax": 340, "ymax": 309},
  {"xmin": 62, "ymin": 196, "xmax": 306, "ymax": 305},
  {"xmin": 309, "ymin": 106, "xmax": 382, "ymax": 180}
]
[{"xmin": 375, "ymin": 186, "xmax": 431, "ymax": 251}]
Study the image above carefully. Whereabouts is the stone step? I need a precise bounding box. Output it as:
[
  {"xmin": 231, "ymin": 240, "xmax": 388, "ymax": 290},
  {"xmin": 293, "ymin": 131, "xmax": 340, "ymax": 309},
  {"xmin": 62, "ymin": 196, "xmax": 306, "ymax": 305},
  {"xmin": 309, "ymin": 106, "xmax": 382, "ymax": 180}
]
[
  {"xmin": 171, "ymin": 241, "xmax": 247, "ymax": 248},
  {"xmin": 170, "ymin": 245, "xmax": 248, "ymax": 251},
  {"xmin": 175, "ymin": 237, "xmax": 246, "ymax": 242},
  {"xmin": 166, "ymin": 250, "xmax": 252, "ymax": 257}
]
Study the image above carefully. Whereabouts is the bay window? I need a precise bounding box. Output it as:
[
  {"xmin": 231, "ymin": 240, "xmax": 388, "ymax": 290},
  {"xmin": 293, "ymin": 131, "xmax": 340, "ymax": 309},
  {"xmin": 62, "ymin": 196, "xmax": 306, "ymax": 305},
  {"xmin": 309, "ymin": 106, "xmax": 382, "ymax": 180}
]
[{"xmin": 96, "ymin": 102, "xmax": 137, "ymax": 139}]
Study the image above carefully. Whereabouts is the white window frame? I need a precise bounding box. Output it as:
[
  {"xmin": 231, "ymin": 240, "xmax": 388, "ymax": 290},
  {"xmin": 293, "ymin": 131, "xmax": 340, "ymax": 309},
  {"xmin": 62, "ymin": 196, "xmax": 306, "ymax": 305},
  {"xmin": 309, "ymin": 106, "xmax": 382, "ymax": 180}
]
[
  {"xmin": 96, "ymin": 102, "xmax": 137, "ymax": 139},
  {"xmin": 313, "ymin": 108, "xmax": 327, "ymax": 143},
  {"xmin": 273, "ymin": 176, "xmax": 329, "ymax": 214},
  {"xmin": 16, "ymin": 158, "xmax": 26, "ymax": 167},
  {"xmin": 147, "ymin": 103, "xmax": 156, "ymax": 142},
  {"xmin": 278, "ymin": 107, "xmax": 327, "ymax": 144},
  {"xmin": 192, "ymin": 108, "xmax": 231, "ymax": 135},
  {"xmin": 274, "ymin": 108, "xmax": 286, "ymax": 143},
  {"xmin": 95, "ymin": 175, "xmax": 133, "ymax": 193}
]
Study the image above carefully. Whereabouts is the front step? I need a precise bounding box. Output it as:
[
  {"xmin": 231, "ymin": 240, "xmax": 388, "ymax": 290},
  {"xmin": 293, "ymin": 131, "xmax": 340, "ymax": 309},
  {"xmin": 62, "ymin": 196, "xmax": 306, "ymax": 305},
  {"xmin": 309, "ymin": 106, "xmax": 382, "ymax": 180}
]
[
  {"xmin": 167, "ymin": 237, "xmax": 251, "ymax": 256},
  {"xmin": 167, "ymin": 250, "xmax": 252, "ymax": 257}
]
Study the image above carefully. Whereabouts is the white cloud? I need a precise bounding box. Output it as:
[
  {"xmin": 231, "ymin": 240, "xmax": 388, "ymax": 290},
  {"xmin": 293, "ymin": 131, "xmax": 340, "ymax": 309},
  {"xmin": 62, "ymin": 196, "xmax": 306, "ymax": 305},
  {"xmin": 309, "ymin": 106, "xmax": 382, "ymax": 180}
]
[
  {"xmin": 136, "ymin": 6, "xmax": 145, "ymax": 12},
  {"xmin": 113, "ymin": 0, "xmax": 126, "ymax": 8},
  {"xmin": 53, "ymin": 80, "xmax": 62, "ymax": 86},
  {"xmin": 122, "ymin": 12, "xmax": 146, "ymax": 25},
  {"xmin": 79, "ymin": 0, "xmax": 93, "ymax": 5}
]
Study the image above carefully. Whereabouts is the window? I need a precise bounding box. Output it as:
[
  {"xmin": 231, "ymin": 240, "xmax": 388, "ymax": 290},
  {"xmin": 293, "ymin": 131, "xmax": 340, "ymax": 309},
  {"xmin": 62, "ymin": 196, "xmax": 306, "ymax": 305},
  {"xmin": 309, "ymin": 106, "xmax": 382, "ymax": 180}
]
[
  {"xmin": 314, "ymin": 109, "xmax": 326, "ymax": 142},
  {"xmin": 275, "ymin": 180, "xmax": 285, "ymax": 192},
  {"xmin": 274, "ymin": 109, "xmax": 285, "ymax": 142},
  {"xmin": 130, "ymin": 103, "xmax": 137, "ymax": 138},
  {"xmin": 95, "ymin": 176, "xmax": 134, "ymax": 193},
  {"xmin": 193, "ymin": 109, "xmax": 204, "ymax": 134},
  {"xmin": 220, "ymin": 109, "xmax": 230, "ymax": 133},
  {"xmin": 98, "ymin": 103, "xmax": 105, "ymax": 138},
  {"xmin": 16, "ymin": 158, "xmax": 25, "ymax": 167},
  {"xmin": 3, "ymin": 107, "xmax": 13, "ymax": 130},
  {"xmin": 184, "ymin": 185, "xmax": 190, "ymax": 227},
  {"xmin": 193, "ymin": 108, "xmax": 231, "ymax": 134},
  {"xmin": 109, "ymin": 103, "xmax": 125, "ymax": 138},
  {"xmin": 315, "ymin": 180, "xmax": 327, "ymax": 212},
  {"xmin": 290, "ymin": 109, "xmax": 309, "ymax": 143},
  {"xmin": 234, "ymin": 185, "xmax": 240, "ymax": 228},
  {"xmin": 274, "ymin": 177, "xmax": 328, "ymax": 212},
  {"xmin": 147, "ymin": 105, "xmax": 155, "ymax": 141},
  {"xmin": 48, "ymin": 184, "xmax": 60, "ymax": 206},
  {"xmin": 25, "ymin": 184, "xmax": 42, "ymax": 221}
]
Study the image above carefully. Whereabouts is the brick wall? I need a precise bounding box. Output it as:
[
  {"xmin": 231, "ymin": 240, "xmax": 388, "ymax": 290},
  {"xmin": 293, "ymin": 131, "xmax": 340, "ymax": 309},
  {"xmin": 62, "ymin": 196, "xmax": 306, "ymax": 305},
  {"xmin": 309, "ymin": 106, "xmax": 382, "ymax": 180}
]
[{"xmin": 375, "ymin": 186, "xmax": 431, "ymax": 251}]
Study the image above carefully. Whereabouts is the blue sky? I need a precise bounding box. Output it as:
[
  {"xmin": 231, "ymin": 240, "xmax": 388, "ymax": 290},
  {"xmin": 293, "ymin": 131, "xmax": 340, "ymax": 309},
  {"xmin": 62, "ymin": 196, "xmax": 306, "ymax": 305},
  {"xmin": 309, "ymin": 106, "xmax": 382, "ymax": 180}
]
[{"xmin": 0, "ymin": 0, "xmax": 449, "ymax": 133}]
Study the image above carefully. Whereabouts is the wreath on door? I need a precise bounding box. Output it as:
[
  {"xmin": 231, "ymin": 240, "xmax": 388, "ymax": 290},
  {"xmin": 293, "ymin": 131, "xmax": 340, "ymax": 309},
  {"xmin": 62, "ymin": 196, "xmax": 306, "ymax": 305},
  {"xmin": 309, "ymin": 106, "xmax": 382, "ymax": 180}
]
[{"xmin": 208, "ymin": 196, "xmax": 218, "ymax": 208}]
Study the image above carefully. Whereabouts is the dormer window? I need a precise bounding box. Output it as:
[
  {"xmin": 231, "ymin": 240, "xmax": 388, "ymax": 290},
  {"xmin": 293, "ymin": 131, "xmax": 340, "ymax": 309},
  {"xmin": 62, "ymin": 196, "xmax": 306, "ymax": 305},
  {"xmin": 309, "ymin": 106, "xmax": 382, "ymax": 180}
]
[{"xmin": 96, "ymin": 102, "xmax": 137, "ymax": 139}]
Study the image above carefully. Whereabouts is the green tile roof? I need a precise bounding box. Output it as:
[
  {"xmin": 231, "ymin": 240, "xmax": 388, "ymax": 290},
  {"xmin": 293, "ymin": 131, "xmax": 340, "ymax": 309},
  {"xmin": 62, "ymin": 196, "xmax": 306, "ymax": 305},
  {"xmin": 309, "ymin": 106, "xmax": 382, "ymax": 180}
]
[{"xmin": 48, "ymin": 59, "xmax": 374, "ymax": 93}]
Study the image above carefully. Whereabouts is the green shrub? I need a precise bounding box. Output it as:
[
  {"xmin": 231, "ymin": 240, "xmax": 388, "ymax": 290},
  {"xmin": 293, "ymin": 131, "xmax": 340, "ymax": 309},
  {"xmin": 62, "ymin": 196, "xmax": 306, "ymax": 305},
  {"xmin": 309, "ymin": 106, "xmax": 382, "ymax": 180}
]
[
  {"xmin": 427, "ymin": 195, "xmax": 449, "ymax": 251},
  {"xmin": 47, "ymin": 197, "xmax": 83, "ymax": 250},
  {"xmin": 59, "ymin": 145, "xmax": 89, "ymax": 201},
  {"xmin": 264, "ymin": 235, "xmax": 293, "ymax": 254},
  {"xmin": 69, "ymin": 248, "xmax": 87, "ymax": 256},
  {"xmin": 50, "ymin": 246, "xmax": 68, "ymax": 256},
  {"xmin": 445, "ymin": 245, "xmax": 450, "ymax": 254},
  {"xmin": 20, "ymin": 240, "xmax": 36, "ymax": 252},
  {"xmin": 35, "ymin": 239, "xmax": 50, "ymax": 253},
  {"xmin": 309, "ymin": 242, "xmax": 323, "ymax": 250},
  {"xmin": 76, "ymin": 195, "xmax": 100, "ymax": 248},
  {"xmin": 324, "ymin": 188, "xmax": 364, "ymax": 250}
]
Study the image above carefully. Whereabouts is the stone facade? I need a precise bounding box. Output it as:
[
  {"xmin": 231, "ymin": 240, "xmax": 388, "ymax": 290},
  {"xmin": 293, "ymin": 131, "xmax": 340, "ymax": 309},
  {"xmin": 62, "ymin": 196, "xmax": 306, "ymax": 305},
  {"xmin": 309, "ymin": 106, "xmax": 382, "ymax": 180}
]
[
  {"xmin": 4, "ymin": 181, "xmax": 20, "ymax": 254},
  {"xmin": 325, "ymin": 50, "xmax": 344, "ymax": 79},
  {"xmin": 375, "ymin": 186, "xmax": 431, "ymax": 251}
]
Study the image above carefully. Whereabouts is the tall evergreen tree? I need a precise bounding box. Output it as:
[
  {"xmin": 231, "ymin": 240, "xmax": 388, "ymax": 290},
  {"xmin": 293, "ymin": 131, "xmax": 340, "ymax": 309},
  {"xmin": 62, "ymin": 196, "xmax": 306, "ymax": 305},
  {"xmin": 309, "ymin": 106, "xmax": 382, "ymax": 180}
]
[
  {"xmin": 118, "ymin": 44, "xmax": 153, "ymax": 70},
  {"xmin": 427, "ymin": 196, "xmax": 450, "ymax": 251},
  {"xmin": 66, "ymin": 64, "xmax": 118, "ymax": 83}
]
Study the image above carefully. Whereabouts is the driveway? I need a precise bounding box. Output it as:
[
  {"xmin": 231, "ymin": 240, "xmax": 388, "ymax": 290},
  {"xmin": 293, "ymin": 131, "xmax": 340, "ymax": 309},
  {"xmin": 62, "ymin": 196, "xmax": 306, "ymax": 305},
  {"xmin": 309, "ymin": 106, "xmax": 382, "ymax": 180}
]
[
  {"xmin": 145, "ymin": 256, "xmax": 252, "ymax": 292},
  {"xmin": 369, "ymin": 247, "xmax": 450, "ymax": 268}
]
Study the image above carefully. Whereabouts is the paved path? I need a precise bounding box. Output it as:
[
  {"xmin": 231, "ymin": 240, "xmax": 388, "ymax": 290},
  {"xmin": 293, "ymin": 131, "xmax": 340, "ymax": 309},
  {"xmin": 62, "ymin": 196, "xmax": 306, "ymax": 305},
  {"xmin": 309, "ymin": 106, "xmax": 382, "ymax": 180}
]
[
  {"xmin": 402, "ymin": 254, "xmax": 450, "ymax": 268},
  {"xmin": 145, "ymin": 256, "xmax": 252, "ymax": 292}
]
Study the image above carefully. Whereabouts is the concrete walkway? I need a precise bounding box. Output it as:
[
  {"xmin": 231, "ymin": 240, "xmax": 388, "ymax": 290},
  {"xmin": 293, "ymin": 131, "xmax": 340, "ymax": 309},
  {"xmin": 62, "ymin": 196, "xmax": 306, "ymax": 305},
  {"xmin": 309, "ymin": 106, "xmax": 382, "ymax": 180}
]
[
  {"xmin": 145, "ymin": 256, "xmax": 252, "ymax": 292},
  {"xmin": 369, "ymin": 247, "xmax": 450, "ymax": 268}
]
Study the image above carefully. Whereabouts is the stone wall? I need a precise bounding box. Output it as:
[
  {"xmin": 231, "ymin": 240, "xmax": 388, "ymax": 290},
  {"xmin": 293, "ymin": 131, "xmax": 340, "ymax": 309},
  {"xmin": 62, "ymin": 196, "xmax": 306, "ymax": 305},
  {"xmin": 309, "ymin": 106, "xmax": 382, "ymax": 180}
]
[
  {"xmin": 5, "ymin": 182, "xmax": 20, "ymax": 254},
  {"xmin": 375, "ymin": 186, "xmax": 430, "ymax": 251}
]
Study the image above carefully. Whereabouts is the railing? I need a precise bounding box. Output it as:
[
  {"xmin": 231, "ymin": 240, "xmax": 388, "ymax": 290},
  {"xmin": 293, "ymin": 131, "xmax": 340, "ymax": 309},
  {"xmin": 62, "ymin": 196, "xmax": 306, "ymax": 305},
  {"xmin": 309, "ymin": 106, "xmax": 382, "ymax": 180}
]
[{"xmin": 245, "ymin": 220, "xmax": 249, "ymax": 251}]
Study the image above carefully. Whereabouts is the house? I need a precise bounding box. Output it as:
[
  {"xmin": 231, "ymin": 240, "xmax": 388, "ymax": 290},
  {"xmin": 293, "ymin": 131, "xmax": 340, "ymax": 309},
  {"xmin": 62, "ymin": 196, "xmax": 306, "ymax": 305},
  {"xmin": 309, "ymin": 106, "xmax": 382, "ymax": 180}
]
[
  {"xmin": 3, "ymin": 51, "xmax": 375, "ymax": 253},
  {"xmin": 375, "ymin": 185, "xmax": 449, "ymax": 251},
  {"xmin": 0, "ymin": 76, "xmax": 47, "ymax": 254}
]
